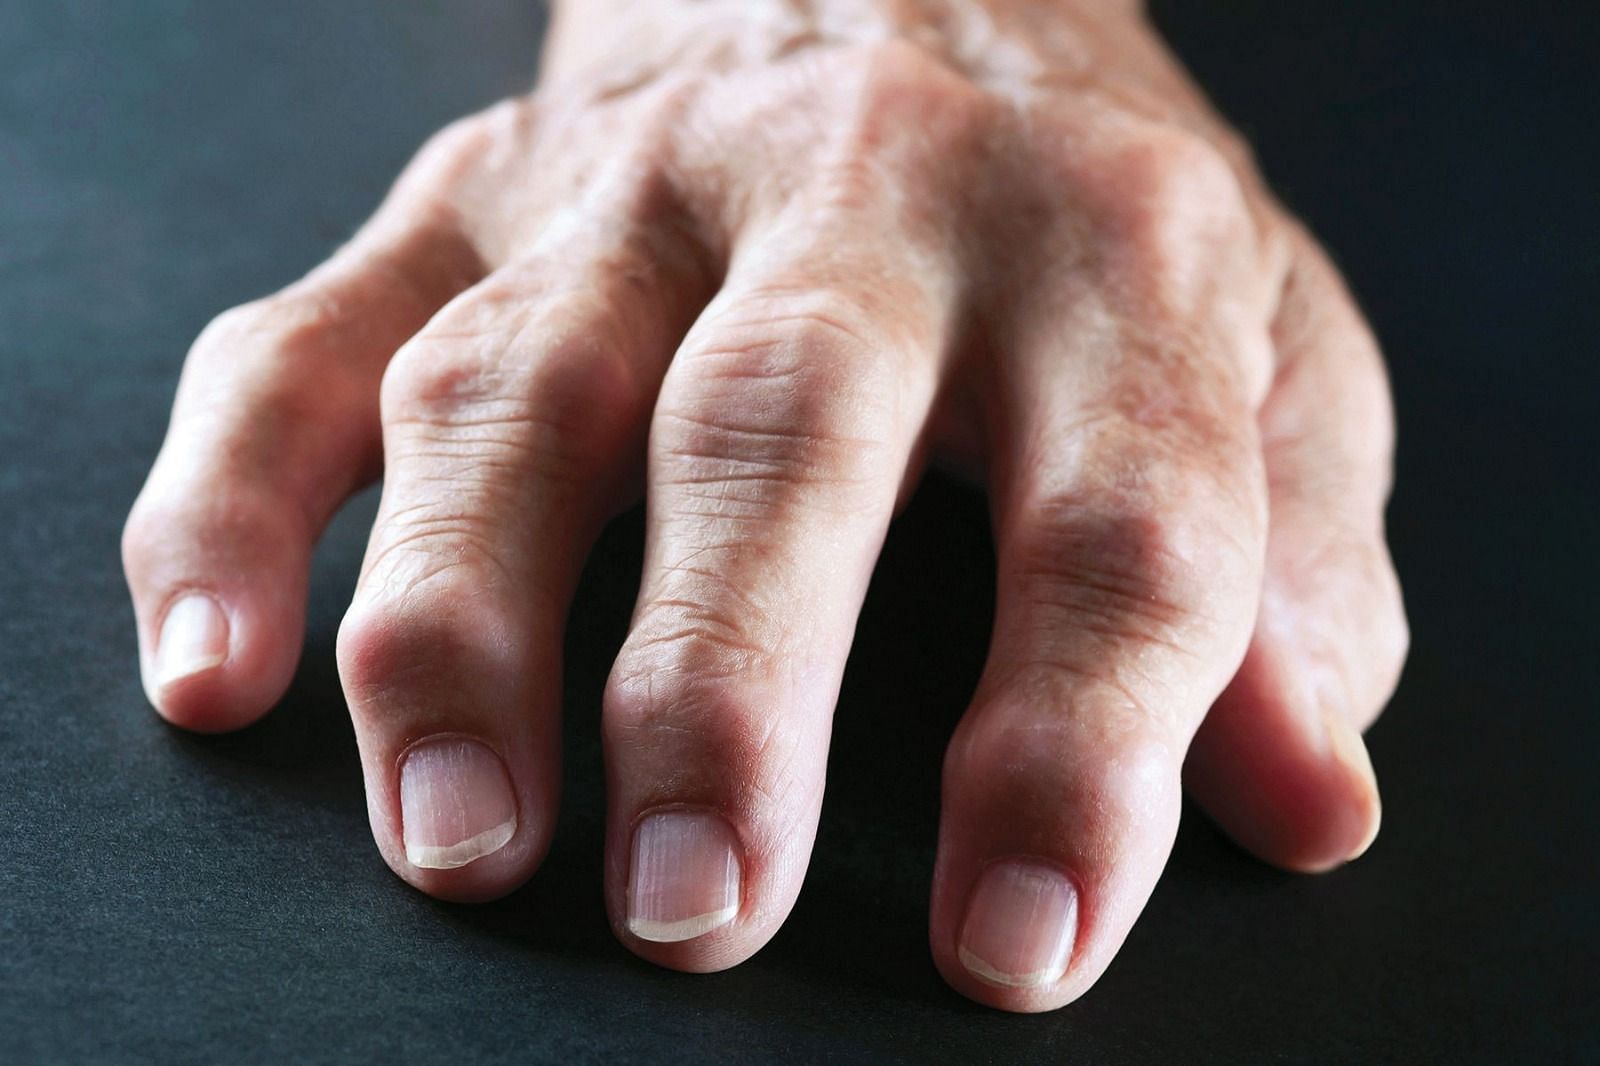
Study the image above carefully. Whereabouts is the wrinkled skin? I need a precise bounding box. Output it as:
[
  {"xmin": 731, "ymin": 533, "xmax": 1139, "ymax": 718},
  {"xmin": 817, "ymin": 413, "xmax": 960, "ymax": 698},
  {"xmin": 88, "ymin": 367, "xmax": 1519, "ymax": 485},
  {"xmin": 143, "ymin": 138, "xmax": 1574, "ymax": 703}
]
[{"xmin": 123, "ymin": 0, "xmax": 1407, "ymax": 1012}]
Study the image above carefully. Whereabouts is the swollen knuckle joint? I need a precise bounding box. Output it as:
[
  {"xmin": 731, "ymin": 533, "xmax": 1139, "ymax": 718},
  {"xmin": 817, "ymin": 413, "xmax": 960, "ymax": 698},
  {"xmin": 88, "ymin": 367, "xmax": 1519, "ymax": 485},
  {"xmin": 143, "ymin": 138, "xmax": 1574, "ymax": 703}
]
[
  {"xmin": 615, "ymin": 590, "xmax": 778, "ymax": 686},
  {"xmin": 337, "ymin": 570, "xmax": 515, "ymax": 702},
  {"xmin": 1014, "ymin": 504, "xmax": 1202, "ymax": 631},
  {"xmin": 605, "ymin": 646, "xmax": 797, "ymax": 798},
  {"xmin": 662, "ymin": 302, "xmax": 899, "ymax": 492},
  {"xmin": 382, "ymin": 325, "xmax": 637, "ymax": 476},
  {"xmin": 1071, "ymin": 124, "xmax": 1252, "ymax": 271},
  {"xmin": 191, "ymin": 294, "xmax": 330, "ymax": 372},
  {"xmin": 1009, "ymin": 488, "xmax": 1259, "ymax": 656}
]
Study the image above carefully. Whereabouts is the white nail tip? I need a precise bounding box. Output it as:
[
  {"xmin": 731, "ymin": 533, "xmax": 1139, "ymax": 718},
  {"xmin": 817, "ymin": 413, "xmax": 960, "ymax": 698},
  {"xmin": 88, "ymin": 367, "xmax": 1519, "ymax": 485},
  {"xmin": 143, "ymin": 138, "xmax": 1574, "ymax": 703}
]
[
  {"xmin": 405, "ymin": 817, "xmax": 516, "ymax": 870},
  {"xmin": 627, "ymin": 904, "xmax": 740, "ymax": 943},
  {"xmin": 158, "ymin": 650, "xmax": 227, "ymax": 688},
  {"xmin": 626, "ymin": 810, "xmax": 742, "ymax": 943},
  {"xmin": 957, "ymin": 946, "xmax": 1064, "ymax": 989}
]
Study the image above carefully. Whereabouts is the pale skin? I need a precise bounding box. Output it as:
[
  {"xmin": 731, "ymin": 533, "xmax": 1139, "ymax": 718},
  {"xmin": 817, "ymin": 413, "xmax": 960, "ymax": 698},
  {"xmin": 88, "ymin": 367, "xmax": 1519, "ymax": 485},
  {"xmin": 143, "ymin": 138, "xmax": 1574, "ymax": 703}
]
[{"xmin": 122, "ymin": 0, "xmax": 1408, "ymax": 1012}]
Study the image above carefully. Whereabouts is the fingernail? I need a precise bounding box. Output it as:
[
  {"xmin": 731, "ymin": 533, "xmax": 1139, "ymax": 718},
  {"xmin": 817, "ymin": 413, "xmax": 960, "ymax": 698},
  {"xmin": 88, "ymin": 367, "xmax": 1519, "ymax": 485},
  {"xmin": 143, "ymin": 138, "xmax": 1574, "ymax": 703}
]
[
  {"xmin": 958, "ymin": 859, "xmax": 1078, "ymax": 989},
  {"xmin": 400, "ymin": 737, "xmax": 518, "ymax": 870},
  {"xmin": 627, "ymin": 809, "xmax": 742, "ymax": 943},
  {"xmin": 1324, "ymin": 711, "xmax": 1382, "ymax": 860},
  {"xmin": 155, "ymin": 593, "xmax": 229, "ymax": 689}
]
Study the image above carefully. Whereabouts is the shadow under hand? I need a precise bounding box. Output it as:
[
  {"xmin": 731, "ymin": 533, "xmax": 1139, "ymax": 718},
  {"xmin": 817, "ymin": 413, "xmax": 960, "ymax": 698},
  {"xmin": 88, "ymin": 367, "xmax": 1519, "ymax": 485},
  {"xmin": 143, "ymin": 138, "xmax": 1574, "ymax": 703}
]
[{"xmin": 763, "ymin": 472, "xmax": 997, "ymax": 1005}]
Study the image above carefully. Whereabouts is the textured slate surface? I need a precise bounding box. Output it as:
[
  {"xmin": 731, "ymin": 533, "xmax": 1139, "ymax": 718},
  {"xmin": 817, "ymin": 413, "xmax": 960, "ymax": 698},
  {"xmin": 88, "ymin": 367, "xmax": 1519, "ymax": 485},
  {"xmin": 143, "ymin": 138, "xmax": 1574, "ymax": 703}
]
[{"xmin": 2, "ymin": 3, "xmax": 1594, "ymax": 1061}]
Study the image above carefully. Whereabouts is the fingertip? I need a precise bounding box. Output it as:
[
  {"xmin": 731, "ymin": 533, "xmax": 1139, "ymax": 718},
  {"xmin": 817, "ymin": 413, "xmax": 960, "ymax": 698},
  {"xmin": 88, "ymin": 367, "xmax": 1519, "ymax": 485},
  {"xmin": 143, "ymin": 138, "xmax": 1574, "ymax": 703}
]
[
  {"xmin": 383, "ymin": 802, "xmax": 553, "ymax": 906},
  {"xmin": 385, "ymin": 821, "xmax": 552, "ymax": 905},
  {"xmin": 1294, "ymin": 710, "xmax": 1382, "ymax": 872},
  {"xmin": 1187, "ymin": 679, "xmax": 1384, "ymax": 874},
  {"xmin": 382, "ymin": 733, "xmax": 551, "ymax": 904},
  {"xmin": 930, "ymin": 850, "xmax": 1098, "ymax": 1014},
  {"xmin": 603, "ymin": 798, "xmax": 767, "ymax": 973},
  {"xmin": 953, "ymin": 858, "xmax": 1079, "ymax": 995},
  {"xmin": 335, "ymin": 576, "xmax": 565, "ymax": 906},
  {"xmin": 141, "ymin": 588, "xmax": 303, "ymax": 734},
  {"xmin": 599, "ymin": 667, "xmax": 824, "ymax": 975},
  {"xmin": 929, "ymin": 697, "xmax": 1184, "ymax": 1013},
  {"xmin": 624, "ymin": 808, "xmax": 742, "ymax": 944},
  {"xmin": 151, "ymin": 671, "xmax": 265, "ymax": 735},
  {"xmin": 124, "ymin": 471, "xmax": 323, "ymax": 734},
  {"xmin": 375, "ymin": 779, "xmax": 553, "ymax": 906}
]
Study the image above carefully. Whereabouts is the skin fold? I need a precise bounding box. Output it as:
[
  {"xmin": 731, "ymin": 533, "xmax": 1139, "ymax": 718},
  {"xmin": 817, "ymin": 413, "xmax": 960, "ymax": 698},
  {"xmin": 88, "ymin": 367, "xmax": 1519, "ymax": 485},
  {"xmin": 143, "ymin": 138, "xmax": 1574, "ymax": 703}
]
[{"xmin": 122, "ymin": 0, "xmax": 1407, "ymax": 1013}]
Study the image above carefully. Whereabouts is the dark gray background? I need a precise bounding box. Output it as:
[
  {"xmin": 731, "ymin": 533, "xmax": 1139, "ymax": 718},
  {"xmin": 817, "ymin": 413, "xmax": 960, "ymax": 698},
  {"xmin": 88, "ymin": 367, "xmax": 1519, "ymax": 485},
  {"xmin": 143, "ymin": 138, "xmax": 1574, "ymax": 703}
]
[{"xmin": 2, "ymin": 2, "xmax": 1595, "ymax": 1062}]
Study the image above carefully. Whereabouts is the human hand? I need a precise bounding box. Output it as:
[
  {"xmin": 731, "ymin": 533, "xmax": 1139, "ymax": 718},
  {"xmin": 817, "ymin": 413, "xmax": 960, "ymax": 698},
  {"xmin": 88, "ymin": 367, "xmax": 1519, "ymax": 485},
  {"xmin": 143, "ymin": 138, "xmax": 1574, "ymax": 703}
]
[{"xmin": 123, "ymin": 0, "xmax": 1407, "ymax": 1012}]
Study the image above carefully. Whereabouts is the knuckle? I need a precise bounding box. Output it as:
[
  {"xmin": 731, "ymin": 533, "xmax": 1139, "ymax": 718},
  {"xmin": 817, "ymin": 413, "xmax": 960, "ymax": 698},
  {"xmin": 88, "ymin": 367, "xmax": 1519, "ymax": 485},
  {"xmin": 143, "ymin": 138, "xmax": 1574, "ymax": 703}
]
[
  {"xmin": 190, "ymin": 294, "xmax": 328, "ymax": 371},
  {"xmin": 1057, "ymin": 121, "xmax": 1253, "ymax": 281},
  {"xmin": 1007, "ymin": 477, "xmax": 1260, "ymax": 657},
  {"xmin": 1272, "ymin": 246, "xmax": 1397, "ymax": 475},
  {"xmin": 947, "ymin": 686, "xmax": 1180, "ymax": 832},
  {"xmin": 337, "ymin": 570, "xmax": 515, "ymax": 704},
  {"xmin": 800, "ymin": 41, "xmax": 989, "ymax": 209},
  {"xmin": 122, "ymin": 480, "xmax": 304, "ymax": 587},
  {"xmin": 159, "ymin": 293, "xmax": 381, "ymax": 529},
  {"xmin": 404, "ymin": 97, "xmax": 533, "ymax": 191},
  {"xmin": 381, "ymin": 300, "xmax": 641, "ymax": 478},
  {"xmin": 616, "ymin": 583, "xmax": 780, "ymax": 687},
  {"xmin": 1083, "ymin": 365, "xmax": 1261, "ymax": 464},
  {"xmin": 1361, "ymin": 544, "xmax": 1411, "ymax": 701},
  {"xmin": 1102, "ymin": 123, "xmax": 1245, "ymax": 229},
  {"xmin": 120, "ymin": 494, "xmax": 182, "ymax": 576},
  {"xmin": 1205, "ymin": 124, "xmax": 1261, "ymax": 182},
  {"xmin": 696, "ymin": 283, "xmax": 885, "ymax": 364},
  {"xmin": 185, "ymin": 292, "xmax": 372, "ymax": 426},
  {"xmin": 659, "ymin": 291, "xmax": 901, "ymax": 497},
  {"xmin": 190, "ymin": 301, "xmax": 261, "ymax": 357},
  {"xmin": 1098, "ymin": 383, "xmax": 1263, "ymax": 491},
  {"xmin": 605, "ymin": 662, "xmax": 760, "ymax": 756},
  {"xmin": 121, "ymin": 489, "xmax": 178, "ymax": 563},
  {"xmin": 835, "ymin": 37, "xmax": 982, "ymax": 125},
  {"xmin": 1378, "ymin": 594, "xmax": 1411, "ymax": 694},
  {"xmin": 1062, "ymin": 388, "xmax": 1268, "ymax": 536},
  {"xmin": 1011, "ymin": 499, "xmax": 1207, "ymax": 632},
  {"xmin": 1266, "ymin": 529, "xmax": 1408, "ymax": 719},
  {"xmin": 360, "ymin": 503, "xmax": 521, "ymax": 603},
  {"xmin": 119, "ymin": 503, "xmax": 154, "ymax": 572},
  {"xmin": 605, "ymin": 637, "xmax": 810, "ymax": 809}
]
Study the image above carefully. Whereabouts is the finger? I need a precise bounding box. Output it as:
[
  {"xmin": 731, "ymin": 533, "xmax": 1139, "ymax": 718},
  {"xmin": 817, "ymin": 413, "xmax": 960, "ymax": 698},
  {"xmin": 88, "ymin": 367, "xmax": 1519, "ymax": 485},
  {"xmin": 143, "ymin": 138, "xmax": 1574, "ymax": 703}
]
[
  {"xmin": 931, "ymin": 149, "xmax": 1273, "ymax": 1007},
  {"xmin": 122, "ymin": 132, "xmax": 486, "ymax": 732},
  {"xmin": 602, "ymin": 221, "xmax": 951, "ymax": 969},
  {"xmin": 336, "ymin": 217, "xmax": 712, "ymax": 903},
  {"xmin": 1185, "ymin": 229, "xmax": 1409, "ymax": 873},
  {"xmin": 934, "ymin": 374, "xmax": 1268, "ymax": 1012}
]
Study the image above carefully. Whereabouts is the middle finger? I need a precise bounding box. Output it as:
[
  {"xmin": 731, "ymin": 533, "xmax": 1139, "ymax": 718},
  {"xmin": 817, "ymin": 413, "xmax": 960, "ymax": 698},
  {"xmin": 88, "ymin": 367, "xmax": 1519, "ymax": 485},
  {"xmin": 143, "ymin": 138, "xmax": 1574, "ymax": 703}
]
[{"xmin": 602, "ymin": 204, "xmax": 953, "ymax": 971}]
